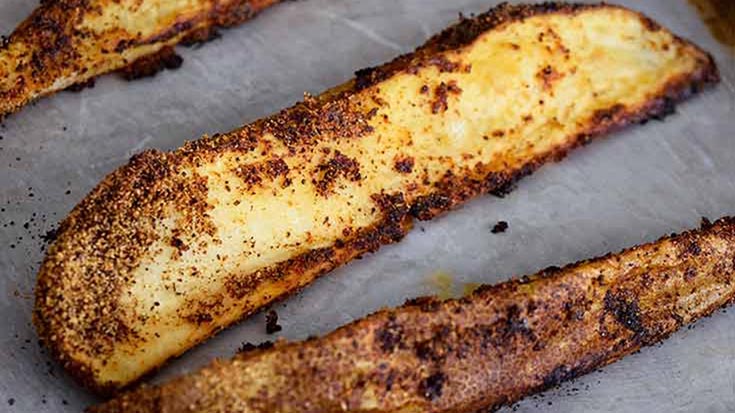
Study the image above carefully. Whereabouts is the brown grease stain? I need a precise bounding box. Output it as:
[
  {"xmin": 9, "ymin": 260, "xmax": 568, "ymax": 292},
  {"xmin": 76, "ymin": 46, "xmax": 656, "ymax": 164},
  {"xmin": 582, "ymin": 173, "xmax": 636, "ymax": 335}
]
[
  {"xmin": 463, "ymin": 282, "xmax": 482, "ymax": 296},
  {"xmin": 428, "ymin": 271, "xmax": 455, "ymax": 300},
  {"xmin": 690, "ymin": 0, "xmax": 735, "ymax": 51},
  {"xmin": 427, "ymin": 272, "xmax": 482, "ymax": 299}
]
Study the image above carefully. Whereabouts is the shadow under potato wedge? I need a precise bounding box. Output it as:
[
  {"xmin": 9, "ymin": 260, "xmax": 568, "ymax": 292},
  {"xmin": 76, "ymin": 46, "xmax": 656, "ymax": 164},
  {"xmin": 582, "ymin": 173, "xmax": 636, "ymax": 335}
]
[
  {"xmin": 0, "ymin": 0, "xmax": 280, "ymax": 119},
  {"xmin": 90, "ymin": 216, "xmax": 735, "ymax": 412},
  {"xmin": 34, "ymin": 2, "xmax": 719, "ymax": 394}
]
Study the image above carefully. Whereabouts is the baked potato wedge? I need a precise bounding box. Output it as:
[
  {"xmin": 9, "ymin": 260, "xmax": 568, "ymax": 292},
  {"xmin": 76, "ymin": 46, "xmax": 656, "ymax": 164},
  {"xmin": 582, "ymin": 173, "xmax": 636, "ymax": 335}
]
[
  {"xmin": 34, "ymin": 2, "xmax": 719, "ymax": 393},
  {"xmin": 90, "ymin": 217, "xmax": 735, "ymax": 412},
  {"xmin": 0, "ymin": 0, "xmax": 279, "ymax": 118}
]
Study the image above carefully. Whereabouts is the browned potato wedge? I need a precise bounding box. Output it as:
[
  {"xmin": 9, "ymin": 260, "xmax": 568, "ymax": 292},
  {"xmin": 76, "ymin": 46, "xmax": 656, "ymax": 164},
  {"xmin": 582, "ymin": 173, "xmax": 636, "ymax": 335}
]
[
  {"xmin": 0, "ymin": 0, "xmax": 279, "ymax": 118},
  {"xmin": 34, "ymin": 2, "xmax": 718, "ymax": 393},
  {"xmin": 90, "ymin": 217, "xmax": 735, "ymax": 412}
]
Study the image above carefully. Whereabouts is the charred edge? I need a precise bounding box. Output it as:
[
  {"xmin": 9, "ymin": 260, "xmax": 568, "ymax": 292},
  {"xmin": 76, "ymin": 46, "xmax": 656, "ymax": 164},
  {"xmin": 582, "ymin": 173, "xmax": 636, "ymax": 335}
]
[
  {"xmin": 65, "ymin": 78, "xmax": 95, "ymax": 92},
  {"xmin": 118, "ymin": 47, "xmax": 183, "ymax": 81},
  {"xmin": 488, "ymin": 350, "xmax": 622, "ymax": 411},
  {"xmin": 31, "ymin": 315, "xmax": 113, "ymax": 395},
  {"xmin": 237, "ymin": 340, "xmax": 274, "ymax": 354},
  {"xmin": 223, "ymin": 193, "xmax": 409, "ymax": 325},
  {"xmin": 115, "ymin": 0, "xmax": 278, "ymax": 53},
  {"xmin": 537, "ymin": 352, "xmax": 610, "ymax": 394},
  {"xmin": 33, "ymin": 151, "xmax": 218, "ymax": 395},
  {"xmin": 409, "ymin": 53, "xmax": 718, "ymax": 222},
  {"xmin": 251, "ymin": 96, "xmax": 374, "ymax": 151},
  {"xmin": 224, "ymin": 247, "xmax": 335, "ymax": 300},
  {"xmin": 404, "ymin": 296, "xmax": 442, "ymax": 313},
  {"xmin": 352, "ymin": 2, "xmax": 596, "ymax": 92}
]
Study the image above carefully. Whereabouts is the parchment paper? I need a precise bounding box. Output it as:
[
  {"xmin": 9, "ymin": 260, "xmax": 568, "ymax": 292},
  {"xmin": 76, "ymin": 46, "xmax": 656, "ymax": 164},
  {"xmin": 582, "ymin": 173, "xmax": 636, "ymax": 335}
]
[{"xmin": 1, "ymin": 1, "xmax": 733, "ymax": 411}]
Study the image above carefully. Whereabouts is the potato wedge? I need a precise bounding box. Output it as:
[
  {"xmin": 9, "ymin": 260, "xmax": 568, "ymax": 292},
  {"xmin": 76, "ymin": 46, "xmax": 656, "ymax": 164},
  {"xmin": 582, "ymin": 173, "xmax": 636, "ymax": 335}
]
[
  {"xmin": 0, "ymin": 0, "xmax": 279, "ymax": 118},
  {"xmin": 90, "ymin": 217, "xmax": 735, "ymax": 412},
  {"xmin": 34, "ymin": 3, "xmax": 719, "ymax": 393}
]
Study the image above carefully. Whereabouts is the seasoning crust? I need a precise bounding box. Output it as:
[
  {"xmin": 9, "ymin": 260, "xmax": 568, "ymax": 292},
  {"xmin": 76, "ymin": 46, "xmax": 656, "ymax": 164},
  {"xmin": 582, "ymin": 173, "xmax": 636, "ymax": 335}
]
[
  {"xmin": 90, "ymin": 217, "xmax": 735, "ymax": 412},
  {"xmin": 0, "ymin": 0, "xmax": 279, "ymax": 118},
  {"xmin": 34, "ymin": 2, "xmax": 719, "ymax": 393}
]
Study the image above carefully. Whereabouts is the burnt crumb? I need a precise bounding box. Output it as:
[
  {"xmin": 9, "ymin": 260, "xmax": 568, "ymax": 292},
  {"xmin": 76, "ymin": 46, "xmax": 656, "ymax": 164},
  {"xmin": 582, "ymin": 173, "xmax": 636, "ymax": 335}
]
[
  {"xmin": 354, "ymin": 66, "xmax": 380, "ymax": 91},
  {"xmin": 237, "ymin": 340, "xmax": 273, "ymax": 354},
  {"xmin": 66, "ymin": 78, "xmax": 95, "ymax": 92},
  {"xmin": 651, "ymin": 97, "xmax": 677, "ymax": 121},
  {"xmin": 405, "ymin": 296, "xmax": 441, "ymax": 312},
  {"xmin": 314, "ymin": 151, "xmax": 361, "ymax": 196},
  {"xmin": 265, "ymin": 309, "xmax": 282, "ymax": 334},
  {"xmin": 489, "ymin": 182, "xmax": 516, "ymax": 198},
  {"xmin": 410, "ymin": 193, "xmax": 452, "ymax": 220},
  {"xmin": 394, "ymin": 156, "xmax": 415, "ymax": 174},
  {"xmin": 119, "ymin": 46, "xmax": 183, "ymax": 81},
  {"xmin": 604, "ymin": 290, "xmax": 646, "ymax": 336},
  {"xmin": 491, "ymin": 221, "xmax": 508, "ymax": 234},
  {"xmin": 41, "ymin": 227, "xmax": 58, "ymax": 244},
  {"xmin": 700, "ymin": 216, "xmax": 713, "ymax": 229},
  {"xmin": 7, "ymin": 398, "xmax": 14, "ymax": 406},
  {"xmin": 542, "ymin": 365, "xmax": 577, "ymax": 389},
  {"xmin": 0, "ymin": 35, "xmax": 8, "ymax": 50},
  {"xmin": 419, "ymin": 372, "xmax": 446, "ymax": 400},
  {"xmin": 431, "ymin": 81, "xmax": 462, "ymax": 114},
  {"xmin": 181, "ymin": 26, "xmax": 223, "ymax": 47}
]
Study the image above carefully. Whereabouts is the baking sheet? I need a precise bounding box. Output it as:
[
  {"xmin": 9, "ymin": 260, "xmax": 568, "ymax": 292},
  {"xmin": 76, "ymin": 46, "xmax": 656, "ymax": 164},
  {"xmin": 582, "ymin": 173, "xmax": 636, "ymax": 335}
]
[{"xmin": 1, "ymin": 0, "xmax": 734, "ymax": 411}]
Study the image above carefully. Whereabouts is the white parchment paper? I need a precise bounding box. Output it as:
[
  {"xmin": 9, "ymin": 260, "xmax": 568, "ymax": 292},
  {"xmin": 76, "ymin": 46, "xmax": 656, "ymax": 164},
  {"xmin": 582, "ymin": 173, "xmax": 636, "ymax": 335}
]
[{"xmin": 1, "ymin": 1, "xmax": 733, "ymax": 411}]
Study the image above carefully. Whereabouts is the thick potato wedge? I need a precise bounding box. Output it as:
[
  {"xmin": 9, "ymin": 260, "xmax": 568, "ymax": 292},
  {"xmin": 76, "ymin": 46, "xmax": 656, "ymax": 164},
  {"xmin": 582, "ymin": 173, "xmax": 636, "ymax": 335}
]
[
  {"xmin": 90, "ymin": 217, "xmax": 735, "ymax": 412},
  {"xmin": 0, "ymin": 0, "xmax": 279, "ymax": 118},
  {"xmin": 34, "ymin": 3, "xmax": 719, "ymax": 393}
]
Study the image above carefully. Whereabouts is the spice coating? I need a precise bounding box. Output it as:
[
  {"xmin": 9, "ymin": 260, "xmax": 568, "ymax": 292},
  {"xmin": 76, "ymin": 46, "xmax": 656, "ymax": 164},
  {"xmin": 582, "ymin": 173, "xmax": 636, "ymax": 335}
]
[
  {"xmin": 0, "ymin": 0, "xmax": 280, "ymax": 118},
  {"xmin": 34, "ymin": 2, "xmax": 719, "ymax": 394},
  {"xmin": 90, "ymin": 217, "xmax": 735, "ymax": 413}
]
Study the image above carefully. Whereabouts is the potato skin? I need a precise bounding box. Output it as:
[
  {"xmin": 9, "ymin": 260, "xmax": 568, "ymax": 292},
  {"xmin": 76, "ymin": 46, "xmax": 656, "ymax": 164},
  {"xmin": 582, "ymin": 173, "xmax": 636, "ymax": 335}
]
[
  {"xmin": 0, "ymin": 0, "xmax": 279, "ymax": 118},
  {"xmin": 34, "ymin": 2, "xmax": 719, "ymax": 394},
  {"xmin": 90, "ymin": 217, "xmax": 735, "ymax": 413}
]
